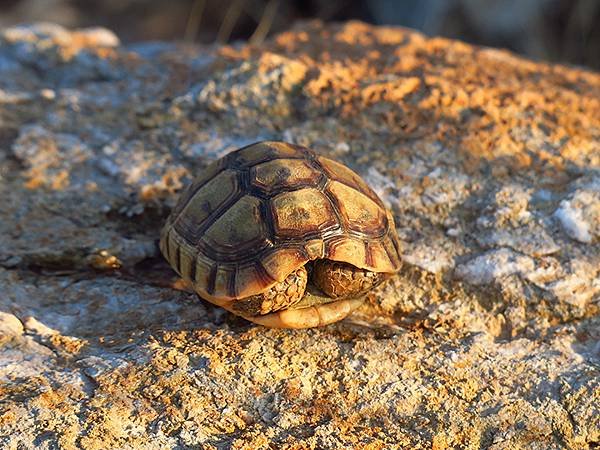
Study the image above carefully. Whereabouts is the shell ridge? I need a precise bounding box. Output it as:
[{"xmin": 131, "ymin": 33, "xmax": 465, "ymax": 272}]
[
  {"xmin": 247, "ymin": 154, "xmax": 307, "ymax": 168},
  {"xmin": 174, "ymin": 241, "xmax": 182, "ymax": 276},
  {"xmin": 259, "ymin": 198, "xmax": 276, "ymax": 245},
  {"xmin": 228, "ymin": 265, "xmax": 238, "ymax": 298},
  {"xmin": 310, "ymin": 157, "xmax": 346, "ymax": 233},
  {"xmin": 196, "ymin": 239, "xmax": 271, "ymax": 264},
  {"xmin": 186, "ymin": 191, "xmax": 245, "ymax": 247},
  {"xmin": 231, "ymin": 141, "xmax": 309, "ymax": 169},
  {"xmin": 162, "ymin": 226, "xmax": 172, "ymax": 261},
  {"xmin": 320, "ymin": 186, "xmax": 345, "ymax": 231},
  {"xmin": 189, "ymin": 249, "xmax": 198, "ymax": 282},
  {"xmin": 364, "ymin": 240, "xmax": 375, "ymax": 268},
  {"xmin": 390, "ymin": 222, "xmax": 402, "ymax": 256},
  {"xmin": 345, "ymin": 228, "xmax": 387, "ymax": 240},
  {"xmin": 206, "ymin": 264, "xmax": 218, "ymax": 296},
  {"xmin": 318, "ymin": 155, "xmax": 384, "ymax": 208},
  {"xmin": 382, "ymin": 237, "xmax": 399, "ymax": 270}
]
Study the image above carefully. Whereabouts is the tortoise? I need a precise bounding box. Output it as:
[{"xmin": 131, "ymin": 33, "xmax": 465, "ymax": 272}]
[{"xmin": 160, "ymin": 141, "xmax": 402, "ymax": 328}]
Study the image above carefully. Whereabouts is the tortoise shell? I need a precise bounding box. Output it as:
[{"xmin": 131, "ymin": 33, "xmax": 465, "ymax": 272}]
[{"xmin": 160, "ymin": 141, "xmax": 402, "ymax": 303}]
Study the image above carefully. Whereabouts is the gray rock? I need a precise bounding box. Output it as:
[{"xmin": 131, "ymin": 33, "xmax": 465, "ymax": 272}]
[{"xmin": 0, "ymin": 21, "xmax": 598, "ymax": 449}]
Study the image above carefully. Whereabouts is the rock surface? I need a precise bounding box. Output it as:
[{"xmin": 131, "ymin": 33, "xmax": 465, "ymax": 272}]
[{"xmin": 0, "ymin": 21, "xmax": 599, "ymax": 449}]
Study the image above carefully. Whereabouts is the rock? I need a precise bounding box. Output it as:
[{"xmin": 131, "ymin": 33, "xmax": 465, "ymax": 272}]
[
  {"xmin": 455, "ymin": 248, "xmax": 536, "ymax": 285},
  {"xmin": 0, "ymin": 312, "xmax": 23, "ymax": 339},
  {"xmin": 0, "ymin": 21, "xmax": 598, "ymax": 449},
  {"xmin": 554, "ymin": 178, "xmax": 600, "ymax": 244}
]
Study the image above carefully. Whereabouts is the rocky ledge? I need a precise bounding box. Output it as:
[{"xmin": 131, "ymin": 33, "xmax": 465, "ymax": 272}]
[{"xmin": 0, "ymin": 21, "xmax": 598, "ymax": 449}]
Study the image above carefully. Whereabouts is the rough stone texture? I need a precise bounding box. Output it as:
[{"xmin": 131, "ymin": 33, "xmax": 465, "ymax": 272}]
[{"xmin": 0, "ymin": 21, "xmax": 599, "ymax": 449}]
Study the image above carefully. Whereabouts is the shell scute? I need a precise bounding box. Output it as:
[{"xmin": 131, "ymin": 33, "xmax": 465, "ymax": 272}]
[
  {"xmin": 192, "ymin": 255, "xmax": 213, "ymax": 293},
  {"xmin": 317, "ymin": 156, "xmax": 384, "ymax": 208},
  {"xmin": 325, "ymin": 236, "xmax": 368, "ymax": 268},
  {"xmin": 271, "ymin": 188, "xmax": 339, "ymax": 239},
  {"xmin": 172, "ymin": 169, "xmax": 238, "ymax": 243},
  {"xmin": 365, "ymin": 241, "xmax": 396, "ymax": 273},
  {"xmin": 260, "ymin": 247, "xmax": 307, "ymax": 283},
  {"xmin": 251, "ymin": 158, "xmax": 322, "ymax": 194},
  {"xmin": 327, "ymin": 180, "xmax": 387, "ymax": 235},
  {"xmin": 382, "ymin": 235, "xmax": 402, "ymax": 270},
  {"xmin": 303, "ymin": 239, "xmax": 325, "ymax": 260},
  {"xmin": 177, "ymin": 242, "xmax": 197, "ymax": 281},
  {"xmin": 169, "ymin": 158, "xmax": 224, "ymax": 219},
  {"xmin": 235, "ymin": 264, "xmax": 265, "ymax": 299},
  {"xmin": 213, "ymin": 265, "xmax": 236, "ymax": 298},
  {"xmin": 233, "ymin": 141, "xmax": 305, "ymax": 167},
  {"xmin": 202, "ymin": 195, "xmax": 269, "ymax": 255}
]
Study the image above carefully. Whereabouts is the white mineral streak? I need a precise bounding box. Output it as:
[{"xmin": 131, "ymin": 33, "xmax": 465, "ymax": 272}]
[
  {"xmin": 555, "ymin": 201, "xmax": 591, "ymax": 243},
  {"xmin": 402, "ymin": 242, "xmax": 454, "ymax": 273},
  {"xmin": 554, "ymin": 186, "xmax": 600, "ymax": 244},
  {"xmin": 455, "ymin": 248, "xmax": 535, "ymax": 285}
]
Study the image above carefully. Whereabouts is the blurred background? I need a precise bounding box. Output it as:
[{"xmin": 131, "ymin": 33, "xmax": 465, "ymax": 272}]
[{"xmin": 0, "ymin": 0, "xmax": 598, "ymax": 69}]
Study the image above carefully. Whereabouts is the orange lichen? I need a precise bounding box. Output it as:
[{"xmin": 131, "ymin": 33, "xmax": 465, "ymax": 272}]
[
  {"xmin": 263, "ymin": 21, "xmax": 600, "ymax": 176},
  {"xmin": 48, "ymin": 334, "xmax": 87, "ymax": 355}
]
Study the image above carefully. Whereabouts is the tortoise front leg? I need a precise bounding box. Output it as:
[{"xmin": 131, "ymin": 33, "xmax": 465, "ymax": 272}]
[
  {"xmin": 311, "ymin": 260, "xmax": 387, "ymax": 299},
  {"xmin": 230, "ymin": 266, "xmax": 308, "ymax": 316}
]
